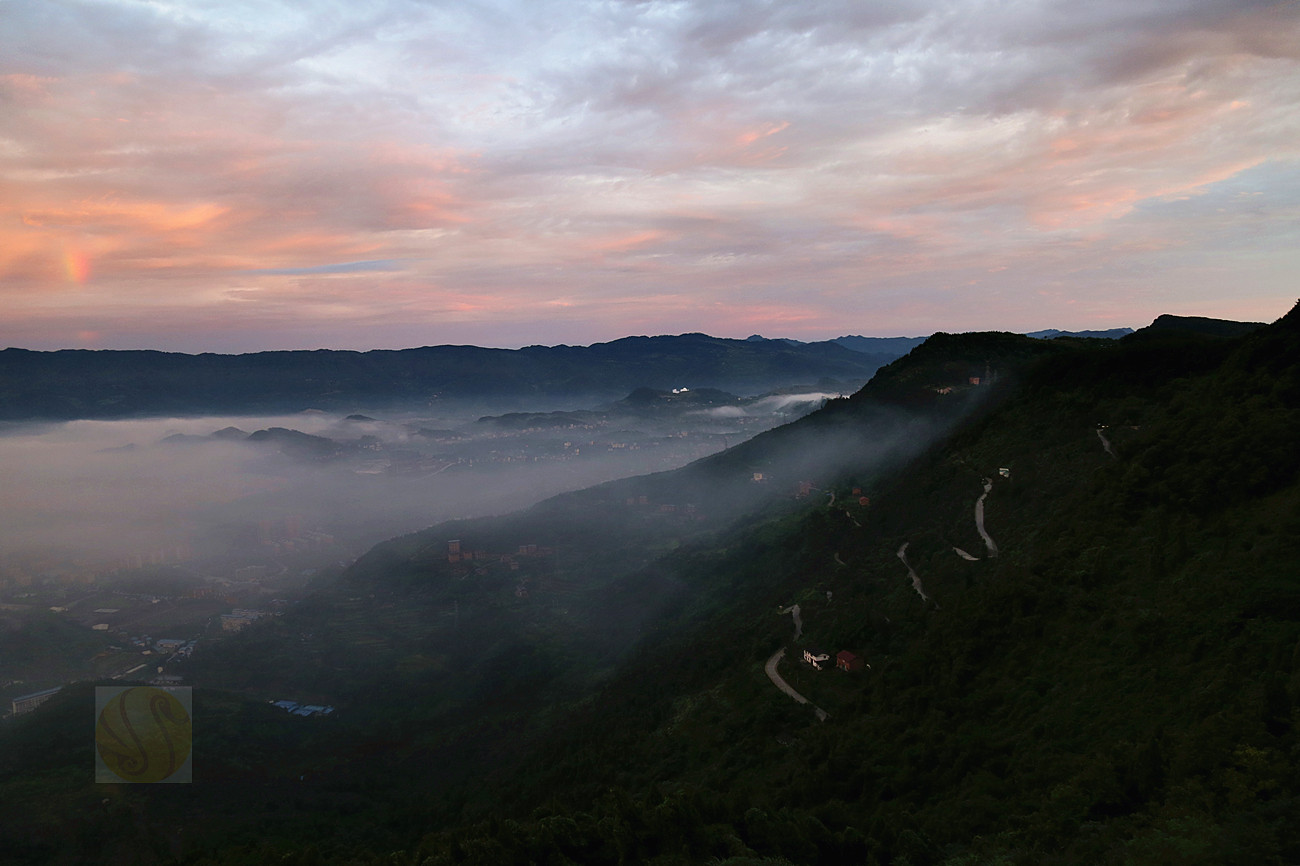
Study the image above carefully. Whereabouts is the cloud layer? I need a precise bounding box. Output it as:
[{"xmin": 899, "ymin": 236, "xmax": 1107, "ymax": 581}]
[{"xmin": 2, "ymin": 0, "xmax": 1298, "ymax": 350}]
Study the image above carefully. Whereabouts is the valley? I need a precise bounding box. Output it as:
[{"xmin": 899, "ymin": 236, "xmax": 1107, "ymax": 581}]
[
  {"xmin": 0, "ymin": 381, "xmax": 851, "ymax": 709},
  {"xmin": 0, "ymin": 313, "xmax": 1296, "ymax": 865}
]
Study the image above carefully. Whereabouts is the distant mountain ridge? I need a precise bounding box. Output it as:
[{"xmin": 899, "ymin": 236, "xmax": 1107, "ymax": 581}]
[
  {"xmin": 0, "ymin": 323, "xmax": 1204, "ymax": 422},
  {"xmin": 830, "ymin": 334, "xmax": 930, "ymax": 354},
  {"xmin": 0, "ymin": 334, "xmax": 898, "ymax": 421},
  {"xmin": 749, "ymin": 329, "xmax": 1135, "ymax": 354},
  {"xmin": 1024, "ymin": 326, "xmax": 1134, "ymax": 339}
]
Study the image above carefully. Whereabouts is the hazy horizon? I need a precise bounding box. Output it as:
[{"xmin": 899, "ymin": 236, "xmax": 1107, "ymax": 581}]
[{"xmin": 1, "ymin": 322, "xmax": 1146, "ymax": 356}]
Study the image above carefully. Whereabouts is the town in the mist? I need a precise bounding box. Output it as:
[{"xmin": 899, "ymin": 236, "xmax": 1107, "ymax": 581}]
[{"xmin": 0, "ymin": 372, "xmax": 855, "ymax": 693}]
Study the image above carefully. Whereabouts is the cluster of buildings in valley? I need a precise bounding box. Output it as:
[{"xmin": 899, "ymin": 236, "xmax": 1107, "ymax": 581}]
[
  {"xmin": 247, "ymin": 516, "xmax": 336, "ymax": 555},
  {"xmin": 619, "ymin": 494, "xmax": 702, "ymax": 517},
  {"xmin": 376, "ymin": 428, "xmax": 737, "ymax": 476},
  {"xmin": 118, "ymin": 635, "xmax": 198, "ymax": 656},
  {"xmin": 4, "ymin": 632, "xmax": 204, "ymax": 717},
  {"xmin": 445, "ymin": 538, "xmax": 554, "ymax": 568},
  {"xmin": 5, "ymin": 569, "xmax": 291, "ymax": 627},
  {"xmin": 102, "ymin": 632, "xmax": 204, "ymax": 684},
  {"xmin": 0, "ymin": 513, "xmax": 338, "ymax": 597},
  {"xmin": 1, "ymin": 601, "xmax": 287, "ymax": 719},
  {"xmin": 221, "ymin": 608, "xmax": 271, "ymax": 631},
  {"xmin": 0, "ymin": 553, "xmax": 107, "ymax": 591},
  {"xmin": 0, "ymin": 548, "xmax": 197, "ymax": 591}
]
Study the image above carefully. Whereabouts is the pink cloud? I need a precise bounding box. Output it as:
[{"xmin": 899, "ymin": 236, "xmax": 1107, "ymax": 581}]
[
  {"xmin": 735, "ymin": 121, "xmax": 789, "ymax": 147},
  {"xmin": 1, "ymin": 0, "xmax": 1297, "ymax": 350},
  {"xmin": 0, "ymin": 73, "xmax": 55, "ymax": 101},
  {"xmin": 583, "ymin": 230, "xmax": 667, "ymax": 255}
]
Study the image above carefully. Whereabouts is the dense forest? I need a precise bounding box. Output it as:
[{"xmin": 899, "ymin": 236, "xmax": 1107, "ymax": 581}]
[{"xmin": 1, "ymin": 307, "xmax": 1296, "ymax": 865}]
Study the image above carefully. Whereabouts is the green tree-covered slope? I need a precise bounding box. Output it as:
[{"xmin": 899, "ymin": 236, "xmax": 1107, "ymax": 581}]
[{"xmin": 1, "ymin": 311, "xmax": 1295, "ymax": 865}]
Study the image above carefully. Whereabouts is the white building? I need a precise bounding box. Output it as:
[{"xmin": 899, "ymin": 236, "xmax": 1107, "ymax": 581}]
[{"xmin": 11, "ymin": 686, "xmax": 61, "ymax": 716}]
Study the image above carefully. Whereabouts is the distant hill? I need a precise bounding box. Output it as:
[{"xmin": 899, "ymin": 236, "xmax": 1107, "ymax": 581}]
[
  {"xmin": 1135, "ymin": 313, "xmax": 1267, "ymax": 339},
  {"xmin": 1025, "ymin": 326, "xmax": 1134, "ymax": 339},
  {"xmin": 753, "ymin": 331, "xmax": 1133, "ymax": 354},
  {"xmin": 830, "ymin": 334, "xmax": 929, "ymax": 355},
  {"xmin": 0, "ymin": 334, "xmax": 900, "ymax": 421}
]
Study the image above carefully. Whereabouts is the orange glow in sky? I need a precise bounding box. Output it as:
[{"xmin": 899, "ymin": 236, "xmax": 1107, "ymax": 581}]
[
  {"xmin": 63, "ymin": 246, "xmax": 90, "ymax": 285},
  {"xmin": 1, "ymin": 1, "xmax": 1297, "ymax": 352}
]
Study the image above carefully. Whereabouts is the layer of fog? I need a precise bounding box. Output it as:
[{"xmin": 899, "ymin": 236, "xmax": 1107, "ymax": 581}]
[
  {"xmin": 688, "ymin": 392, "xmax": 841, "ymax": 421},
  {"xmin": 0, "ymin": 392, "xmax": 838, "ymax": 585}
]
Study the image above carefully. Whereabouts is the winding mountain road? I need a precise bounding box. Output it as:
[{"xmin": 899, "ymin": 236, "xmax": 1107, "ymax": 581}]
[
  {"xmin": 765, "ymin": 647, "xmax": 828, "ymax": 721},
  {"xmin": 975, "ymin": 478, "xmax": 999, "ymax": 558},
  {"xmin": 778, "ymin": 603, "xmax": 803, "ymax": 640},
  {"xmin": 897, "ymin": 542, "xmax": 930, "ymax": 602}
]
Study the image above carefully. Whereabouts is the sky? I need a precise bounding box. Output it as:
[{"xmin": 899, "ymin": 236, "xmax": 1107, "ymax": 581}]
[{"xmin": 2, "ymin": 0, "xmax": 1298, "ymax": 353}]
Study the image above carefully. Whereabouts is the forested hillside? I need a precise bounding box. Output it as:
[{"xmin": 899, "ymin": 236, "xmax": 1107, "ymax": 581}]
[
  {"xmin": 1, "ymin": 309, "xmax": 1296, "ymax": 865},
  {"xmin": 423, "ymin": 307, "xmax": 1298, "ymax": 865}
]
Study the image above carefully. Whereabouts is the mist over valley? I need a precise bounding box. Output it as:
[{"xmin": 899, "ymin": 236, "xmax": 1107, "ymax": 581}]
[
  {"xmin": 3, "ymin": 312, "xmax": 1299, "ymax": 866},
  {"xmin": 0, "ymin": 380, "xmax": 855, "ymax": 690}
]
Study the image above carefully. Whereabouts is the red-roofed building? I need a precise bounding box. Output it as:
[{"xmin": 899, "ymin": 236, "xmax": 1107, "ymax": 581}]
[{"xmin": 836, "ymin": 650, "xmax": 865, "ymax": 672}]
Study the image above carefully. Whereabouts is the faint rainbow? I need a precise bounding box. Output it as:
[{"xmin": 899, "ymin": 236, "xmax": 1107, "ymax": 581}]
[{"xmin": 63, "ymin": 246, "xmax": 90, "ymax": 284}]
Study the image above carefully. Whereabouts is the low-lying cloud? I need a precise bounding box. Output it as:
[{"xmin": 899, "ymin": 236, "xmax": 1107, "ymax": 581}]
[{"xmin": 0, "ymin": 390, "xmax": 833, "ymax": 585}]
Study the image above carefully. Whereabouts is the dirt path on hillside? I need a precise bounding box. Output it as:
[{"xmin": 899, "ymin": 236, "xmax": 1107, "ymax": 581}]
[
  {"xmin": 975, "ymin": 478, "xmax": 999, "ymax": 558},
  {"xmin": 897, "ymin": 542, "xmax": 930, "ymax": 603},
  {"xmin": 778, "ymin": 603, "xmax": 803, "ymax": 641},
  {"xmin": 765, "ymin": 647, "xmax": 828, "ymax": 721}
]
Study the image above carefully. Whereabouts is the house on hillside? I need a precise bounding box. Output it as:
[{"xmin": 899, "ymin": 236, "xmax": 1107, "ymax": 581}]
[
  {"xmin": 837, "ymin": 651, "xmax": 866, "ymax": 672},
  {"xmin": 802, "ymin": 649, "xmax": 831, "ymax": 670}
]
